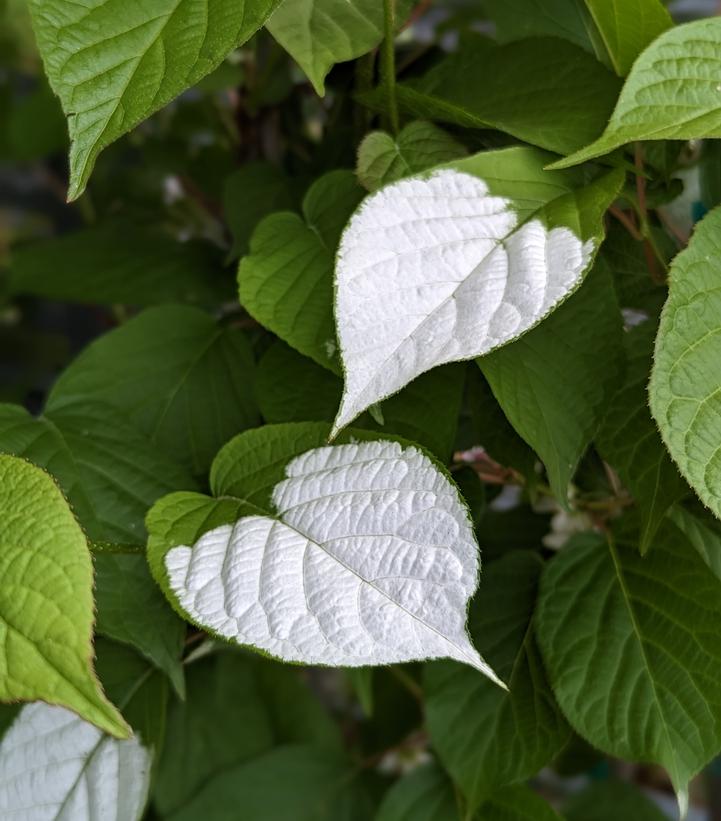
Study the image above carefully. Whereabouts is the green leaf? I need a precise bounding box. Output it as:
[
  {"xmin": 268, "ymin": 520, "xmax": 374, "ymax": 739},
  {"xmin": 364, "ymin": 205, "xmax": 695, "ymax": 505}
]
[
  {"xmin": 362, "ymin": 35, "xmax": 621, "ymax": 156},
  {"xmin": 256, "ymin": 342, "xmax": 465, "ymax": 460},
  {"xmin": 582, "ymin": 0, "xmax": 672, "ymax": 76},
  {"xmin": 10, "ymin": 219, "xmax": 230, "ymax": 307},
  {"xmin": 0, "ymin": 454, "xmax": 127, "ymax": 737},
  {"xmin": 47, "ymin": 399, "xmax": 199, "ymax": 542},
  {"xmin": 376, "ymin": 765, "xmax": 562, "ymax": 821},
  {"xmin": 480, "ymin": 260, "xmax": 623, "ymax": 503},
  {"xmin": 0, "ymin": 402, "xmax": 198, "ymax": 544},
  {"xmin": 375, "ymin": 764, "xmax": 459, "ymax": 821},
  {"xmin": 597, "ymin": 321, "xmax": 687, "ymax": 552},
  {"xmin": 563, "ymin": 778, "xmax": 668, "ymax": 821},
  {"xmin": 475, "ymin": 785, "xmax": 563, "ymax": 821},
  {"xmin": 356, "ymin": 121, "xmax": 466, "ymax": 192},
  {"xmin": 425, "ymin": 552, "xmax": 569, "ymax": 809},
  {"xmin": 0, "ymin": 402, "xmax": 97, "ymax": 528},
  {"xmin": 169, "ymin": 744, "xmax": 374, "ymax": 821},
  {"xmin": 482, "ymin": 0, "xmax": 607, "ymax": 63},
  {"xmin": 239, "ymin": 170, "xmax": 364, "ymax": 373},
  {"xmin": 666, "ymin": 504, "xmax": 721, "ymax": 582},
  {"xmin": 154, "ymin": 650, "xmax": 340, "ymax": 815},
  {"xmin": 94, "ymin": 637, "xmax": 169, "ymax": 750},
  {"xmin": 600, "ymin": 223, "xmax": 667, "ymax": 315},
  {"xmin": 256, "ymin": 341, "xmax": 342, "ymax": 423},
  {"xmin": 46, "ymin": 305, "xmax": 260, "ymax": 475},
  {"xmin": 27, "ymin": 0, "xmax": 282, "ymax": 199},
  {"xmin": 466, "ymin": 369, "xmax": 538, "ymax": 482},
  {"xmin": 552, "ymin": 18, "xmax": 721, "ymax": 168},
  {"xmin": 223, "ymin": 161, "xmax": 295, "ymax": 259},
  {"xmin": 332, "ymin": 147, "xmax": 624, "ymax": 433},
  {"xmin": 146, "ymin": 423, "xmax": 341, "ymax": 598},
  {"xmin": 94, "ymin": 553, "xmax": 186, "ymax": 697},
  {"xmin": 211, "ymin": 422, "xmax": 336, "ymax": 511},
  {"xmin": 267, "ymin": 0, "xmax": 412, "ymax": 96},
  {"xmin": 649, "ymin": 207, "xmax": 721, "ymax": 521},
  {"xmin": 536, "ymin": 527, "xmax": 721, "ymax": 808}
]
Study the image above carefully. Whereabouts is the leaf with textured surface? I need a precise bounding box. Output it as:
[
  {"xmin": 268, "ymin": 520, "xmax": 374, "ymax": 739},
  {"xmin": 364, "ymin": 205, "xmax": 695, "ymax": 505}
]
[
  {"xmin": 649, "ymin": 207, "xmax": 721, "ymax": 521},
  {"xmin": 94, "ymin": 554, "xmax": 186, "ymax": 697},
  {"xmin": 563, "ymin": 778, "xmax": 668, "ymax": 821},
  {"xmin": 147, "ymin": 423, "xmax": 493, "ymax": 676},
  {"xmin": 597, "ymin": 322, "xmax": 687, "ymax": 552},
  {"xmin": 170, "ymin": 744, "xmax": 373, "ymax": 821},
  {"xmin": 357, "ymin": 122, "xmax": 466, "ymax": 192},
  {"xmin": 333, "ymin": 147, "xmax": 622, "ymax": 433},
  {"xmin": 426, "ymin": 551, "xmax": 569, "ymax": 809},
  {"xmin": 47, "ymin": 305, "xmax": 259, "ymax": 475},
  {"xmin": 9, "ymin": 220, "xmax": 229, "ymax": 307},
  {"xmin": 27, "ymin": 0, "xmax": 281, "ymax": 199},
  {"xmin": 256, "ymin": 342, "xmax": 465, "ymax": 460},
  {"xmin": 0, "ymin": 402, "xmax": 196, "ymax": 545},
  {"xmin": 0, "ymin": 403, "xmax": 96, "ymax": 527},
  {"xmin": 583, "ymin": 0, "xmax": 672, "ymax": 76},
  {"xmin": 48, "ymin": 399, "xmax": 198, "ymax": 543},
  {"xmin": 481, "ymin": 260, "xmax": 623, "ymax": 503},
  {"xmin": 0, "ymin": 455, "xmax": 127, "ymax": 737},
  {"xmin": 267, "ymin": 0, "xmax": 412, "ymax": 95},
  {"xmin": 154, "ymin": 650, "xmax": 340, "ymax": 815},
  {"xmin": 552, "ymin": 18, "xmax": 721, "ymax": 168},
  {"xmin": 536, "ymin": 528, "xmax": 721, "ymax": 806},
  {"xmin": 0, "ymin": 703, "xmax": 150, "ymax": 820},
  {"xmin": 361, "ymin": 36, "xmax": 620, "ymax": 157},
  {"xmin": 239, "ymin": 170, "xmax": 364, "ymax": 373},
  {"xmin": 154, "ymin": 439, "xmax": 499, "ymax": 676}
]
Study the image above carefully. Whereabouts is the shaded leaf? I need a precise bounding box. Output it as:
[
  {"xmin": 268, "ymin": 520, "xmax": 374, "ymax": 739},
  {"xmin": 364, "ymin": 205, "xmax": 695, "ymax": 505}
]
[
  {"xmin": 426, "ymin": 551, "xmax": 569, "ymax": 809},
  {"xmin": 239, "ymin": 170, "xmax": 364, "ymax": 373},
  {"xmin": 480, "ymin": 260, "xmax": 623, "ymax": 503},
  {"xmin": 47, "ymin": 305, "xmax": 259, "ymax": 475}
]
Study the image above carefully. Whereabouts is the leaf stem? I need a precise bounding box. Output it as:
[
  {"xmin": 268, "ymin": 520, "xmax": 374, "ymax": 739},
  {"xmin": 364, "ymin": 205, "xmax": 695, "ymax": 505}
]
[{"xmin": 382, "ymin": 0, "xmax": 400, "ymax": 135}]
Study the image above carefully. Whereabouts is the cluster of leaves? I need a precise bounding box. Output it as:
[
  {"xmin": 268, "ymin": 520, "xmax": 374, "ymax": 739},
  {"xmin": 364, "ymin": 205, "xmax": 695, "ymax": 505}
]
[{"xmin": 5, "ymin": 0, "xmax": 721, "ymax": 819}]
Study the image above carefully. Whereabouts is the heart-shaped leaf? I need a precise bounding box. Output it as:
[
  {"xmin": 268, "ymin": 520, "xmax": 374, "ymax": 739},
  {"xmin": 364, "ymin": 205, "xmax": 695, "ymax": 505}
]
[
  {"xmin": 357, "ymin": 122, "xmax": 467, "ymax": 192},
  {"xmin": 332, "ymin": 148, "xmax": 622, "ymax": 433},
  {"xmin": 0, "ymin": 703, "xmax": 151, "ymax": 820},
  {"xmin": 153, "ymin": 438, "xmax": 500, "ymax": 680}
]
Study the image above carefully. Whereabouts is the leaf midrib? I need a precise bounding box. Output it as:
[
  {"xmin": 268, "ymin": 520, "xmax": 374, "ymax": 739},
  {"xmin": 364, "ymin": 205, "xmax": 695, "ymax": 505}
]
[
  {"xmin": 189, "ymin": 486, "xmax": 484, "ymax": 670},
  {"xmin": 342, "ymin": 180, "xmax": 579, "ymax": 413},
  {"xmin": 606, "ymin": 534, "xmax": 681, "ymax": 787}
]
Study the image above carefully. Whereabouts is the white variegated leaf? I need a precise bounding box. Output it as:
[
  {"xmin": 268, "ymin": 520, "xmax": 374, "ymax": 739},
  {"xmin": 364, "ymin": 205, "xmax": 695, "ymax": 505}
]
[
  {"xmin": 0, "ymin": 703, "xmax": 151, "ymax": 821},
  {"xmin": 165, "ymin": 440, "xmax": 501, "ymax": 683},
  {"xmin": 332, "ymin": 169, "xmax": 594, "ymax": 433}
]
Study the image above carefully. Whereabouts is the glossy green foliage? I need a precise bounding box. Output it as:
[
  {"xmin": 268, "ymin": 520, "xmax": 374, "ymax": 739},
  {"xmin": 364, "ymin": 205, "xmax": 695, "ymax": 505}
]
[{"xmin": 7, "ymin": 2, "xmax": 721, "ymax": 817}]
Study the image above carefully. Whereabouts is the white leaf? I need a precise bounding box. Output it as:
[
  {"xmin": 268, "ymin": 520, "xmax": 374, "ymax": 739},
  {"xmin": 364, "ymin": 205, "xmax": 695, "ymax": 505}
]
[
  {"xmin": 0, "ymin": 703, "xmax": 151, "ymax": 821},
  {"xmin": 165, "ymin": 440, "xmax": 502, "ymax": 683},
  {"xmin": 332, "ymin": 169, "xmax": 594, "ymax": 433}
]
